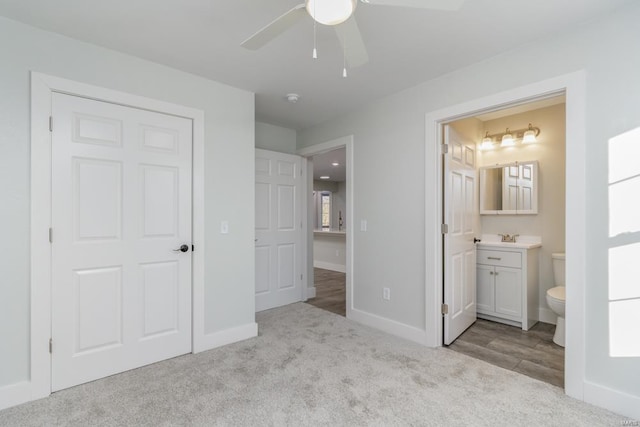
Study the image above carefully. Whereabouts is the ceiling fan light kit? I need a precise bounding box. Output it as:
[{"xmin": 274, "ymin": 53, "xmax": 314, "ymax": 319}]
[{"xmin": 306, "ymin": 0, "xmax": 357, "ymax": 26}]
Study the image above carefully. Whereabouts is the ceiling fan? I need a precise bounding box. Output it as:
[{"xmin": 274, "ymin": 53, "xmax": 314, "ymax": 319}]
[{"xmin": 241, "ymin": 0, "xmax": 466, "ymax": 69}]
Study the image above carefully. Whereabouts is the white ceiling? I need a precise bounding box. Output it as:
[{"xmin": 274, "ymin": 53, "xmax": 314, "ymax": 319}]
[
  {"xmin": 0, "ymin": 0, "xmax": 632, "ymax": 130},
  {"xmin": 312, "ymin": 147, "xmax": 346, "ymax": 182}
]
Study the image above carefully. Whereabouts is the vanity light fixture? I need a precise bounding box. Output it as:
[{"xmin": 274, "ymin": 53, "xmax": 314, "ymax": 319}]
[
  {"xmin": 481, "ymin": 124, "xmax": 541, "ymax": 149},
  {"xmin": 331, "ymin": 162, "xmax": 340, "ymax": 166},
  {"xmin": 501, "ymin": 128, "xmax": 515, "ymax": 147},
  {"xmin": 479, "ymin": 132, "xmax": 495, "ymax": 150},
  {"xmin": 320, "ymin": 175, "xmax": 330, "ymax": 180}
]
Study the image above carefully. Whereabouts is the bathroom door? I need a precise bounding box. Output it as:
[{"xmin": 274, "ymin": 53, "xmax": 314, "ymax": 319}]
[{"xmin": 443, "ymin": 125, "xmax": 478, "ymax": 345}]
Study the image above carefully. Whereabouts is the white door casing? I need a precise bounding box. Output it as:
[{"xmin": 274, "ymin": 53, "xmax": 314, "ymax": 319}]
[
  {"xmin": 443, "ymin": 125, "xmax": 478, "ymax": 345},
  {"xmin": 255, "ymin": 149, "xmax": 303, "ymax": 312},
  {"xmin": 51, "ymin": 93, "xmax": 193, "ymax": 391}
]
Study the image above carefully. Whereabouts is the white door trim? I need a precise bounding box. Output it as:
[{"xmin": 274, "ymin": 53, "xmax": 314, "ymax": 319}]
[
  {"xmin": 30, "ymin": 72, "xmax": 206, "ymax": 402},
  {"xmin": 298, "ymin": 136, "xmax": 354, "ymax": 318},
  {"xmin": 425, "ymin": 71, "xmax": 586, "ymax": 401}
]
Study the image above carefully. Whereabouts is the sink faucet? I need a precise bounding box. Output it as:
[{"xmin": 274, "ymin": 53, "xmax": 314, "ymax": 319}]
[{"xmin": 499, "ymin": 233, "xmax": 519, "ymax": 243}]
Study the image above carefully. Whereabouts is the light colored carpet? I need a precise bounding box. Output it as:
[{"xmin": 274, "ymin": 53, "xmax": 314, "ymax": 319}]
[{"xmin": 0, "ymin": 303, "xmax": 626, "ymax": 426}]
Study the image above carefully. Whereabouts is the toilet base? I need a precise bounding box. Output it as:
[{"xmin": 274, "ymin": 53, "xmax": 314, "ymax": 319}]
[{"xmin": 553, "ymin": 316, "xmax": 565, "ymax": 347}]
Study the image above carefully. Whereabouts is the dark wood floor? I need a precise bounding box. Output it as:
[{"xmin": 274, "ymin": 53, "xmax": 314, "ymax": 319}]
[
  {"xmin": 305, "ymin": 267, "xmax": 346, "ymax": 317},
  {"xmin": 447, "ymin": 319, "xmax": 565, "ymax": 388},
  {"xmin": 305, "ymin": 269, "xmax": 564, "ymax": 388}
]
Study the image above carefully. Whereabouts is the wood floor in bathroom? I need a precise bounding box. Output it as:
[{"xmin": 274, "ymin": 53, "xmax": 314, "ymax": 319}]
[
  {"xmin": 306, "ymin": 267, "xmax": 564, "ymax": 388},
  {"xmin": 447, "ymin": 319, "xmax": 565, "ymax": 388}
]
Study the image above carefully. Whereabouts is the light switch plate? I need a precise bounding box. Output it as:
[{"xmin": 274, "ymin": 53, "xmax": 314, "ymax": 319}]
[
  {"xmin": 220, "ymin": 221, "xmax": 229, "ymax": 234},
  {"xmin": 360, "ymin": 220, "xmax": 367, "ymax": 232}
]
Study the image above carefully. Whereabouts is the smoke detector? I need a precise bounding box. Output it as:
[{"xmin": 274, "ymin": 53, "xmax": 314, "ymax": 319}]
[{"xmin": 285, "ymin": 93, "xmax": 301, "ymax": 103}]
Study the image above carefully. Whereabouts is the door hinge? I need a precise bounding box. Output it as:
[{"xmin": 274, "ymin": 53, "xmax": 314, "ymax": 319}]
[
  {"xmin": 441, "ymin": 144, "xmax": 449, "ymax": 154},
  {"xmin": 192, "ymin": 244, "xmax": 195, "ymax": 252},
  {"xmin": 49, "ymin": 116, "xmax": 53, "ymax": 132},
  {"xmin": 49, "ymin": 227, "xmax": 53, "ymax": 243},
  {"xmin": 441, "ymin": 223, "xmax": 449, "ymax": 234},
  {"xmin": 300, "ymin": 274, "xmax": 303, "ymax": 281},
  {"xmin": 441, "ymin": 304, "xmax": 449, "ymax": 315},
  {"xmin": 49, "ymin": 338, "xmax": 53, "ymax": 354}
]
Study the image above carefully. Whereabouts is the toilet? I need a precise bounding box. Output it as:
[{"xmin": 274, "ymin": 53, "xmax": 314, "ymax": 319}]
[{"xmin": 546, "ymin": 253, "xmax": 566, "ymax": 347}]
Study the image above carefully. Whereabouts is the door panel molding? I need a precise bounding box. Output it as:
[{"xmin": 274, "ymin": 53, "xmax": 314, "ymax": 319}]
[{"xmin": 30, "ymin": 72, "xmax": 205, "ymax": 402}]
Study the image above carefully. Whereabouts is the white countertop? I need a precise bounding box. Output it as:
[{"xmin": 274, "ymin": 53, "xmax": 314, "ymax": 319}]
[
  {"xmin": 477, "ymin": 234, "xmax": 542, "ymax": 249},
  {"xmin": 314, "ymin": 229, "xmax": 346, "ymax": 236}
]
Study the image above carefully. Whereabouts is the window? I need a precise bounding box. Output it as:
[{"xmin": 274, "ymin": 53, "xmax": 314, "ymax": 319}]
[{"xmin": 320, "ymin": 192, "xmax": 331, "ymax": 230}]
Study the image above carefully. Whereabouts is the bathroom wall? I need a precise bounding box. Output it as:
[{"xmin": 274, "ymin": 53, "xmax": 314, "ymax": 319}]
[{"xmin": 479, "ymin": 103, "xmax": 566, "ymax": 322}]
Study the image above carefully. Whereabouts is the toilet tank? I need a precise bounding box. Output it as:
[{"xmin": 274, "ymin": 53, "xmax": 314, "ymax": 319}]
[{"xmin": 552, "ymin": 252, "xmax": 566, "ymax": 286}]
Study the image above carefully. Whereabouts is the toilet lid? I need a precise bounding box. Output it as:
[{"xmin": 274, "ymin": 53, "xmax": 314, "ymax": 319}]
[{"xmin": 547, "ymin": 286, "xmax": 565, "ymax": 301}]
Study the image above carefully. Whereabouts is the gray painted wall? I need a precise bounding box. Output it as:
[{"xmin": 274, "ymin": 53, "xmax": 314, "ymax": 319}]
[
  {"xmin": 298, "ymin": 3, "xmax": 640, "ymax": 400},
  {"xmin": 0, "ymin": 17, "xmax": 255, "ymax": 387},
  {"xmin": 255, "ymin": 122, "xmax": 297, "ymax": 154}
]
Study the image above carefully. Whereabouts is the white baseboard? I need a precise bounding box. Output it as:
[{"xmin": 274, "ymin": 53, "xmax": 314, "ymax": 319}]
[
  {"xmin": 0, "ymin": 381, "xmax": 32, "ymax": 411},
  {"xmin": 194, "ymin": 322, "xmax": 258, "ymax": 353},
  {"xmin": 538, "ymin": 307, "xmax": 557, "ymax": 325},
  {"xmin": 313, "ymin": 261, "xmax": 346, "ymax": 273},
  {"xmin": 306, "ymin": 287, "xmax": 316, "ymax": 299},
  {"xmin": 584, "ymin": 380, "xmax": 640, "ymax": 420},
  {"xmin": 348, "ymin": 308, "xmax": 427, "ymax": 345}
]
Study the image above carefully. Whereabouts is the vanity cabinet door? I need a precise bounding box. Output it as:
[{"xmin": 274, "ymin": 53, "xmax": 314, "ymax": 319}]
[
  {"xmin": 476, "ymin": 264, "xmax": 495, "ymax": 314},
  {"xmin": 494, "ymin": 266, "xmax": 522, "ymax": 318}
]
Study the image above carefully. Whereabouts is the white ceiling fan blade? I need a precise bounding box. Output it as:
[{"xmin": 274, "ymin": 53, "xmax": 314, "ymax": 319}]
[
  {"xmin": 241, "ymin": 4, "xmax": 307, "ymax": 50},
  {"xmin": 334, "ymin": 17, "xmax": 369, "ymax": 68},
  {"xmin": 361, "ymin": 0, "xmax": 465, "ymax": 11}
]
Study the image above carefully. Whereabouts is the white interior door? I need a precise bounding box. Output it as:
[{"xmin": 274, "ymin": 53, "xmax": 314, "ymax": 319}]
[
  {"xmin": 51, "ymin": 93, "xmax": 193, "ymax": 391},
  {"xmin": 255, "ymin": 149, "xmax": 303, "ymax": 312},
  {"xmin": 443, "ymin": 125, "xmax": 478, "ymax": 345},
  {"xmin": 503, "ymin": 165, "xmax": 519, "ymax": 211}
]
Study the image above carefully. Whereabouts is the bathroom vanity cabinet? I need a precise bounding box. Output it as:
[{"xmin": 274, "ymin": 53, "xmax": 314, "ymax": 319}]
[{"xmin": 476, "ymin": 244, "xmax": 539, "ymax": 330}]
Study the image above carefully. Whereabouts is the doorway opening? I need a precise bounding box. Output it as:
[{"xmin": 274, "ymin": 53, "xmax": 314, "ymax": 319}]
[
  {"xmin": 298, "ymin": 136, "xmax": 354, "ymax": 319},
  {"xmin": 441, "ymin": 95, "xmax": 567, "ymax": 388},
  {"xmin": 306, "ymin": 147, "xmax": 347, "ymax": 316}
]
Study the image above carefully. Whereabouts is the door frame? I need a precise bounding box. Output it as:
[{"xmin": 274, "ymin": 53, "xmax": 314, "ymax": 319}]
[
  {"xmin": 297, "ymin": 135, "xmax": 354, "ymax": 317},
  {"xmin": 30, "ymin": 72, "xmax": 206, "ymax": 400},
  {"xmin": 425, "ymin": 71, "xmax": 586, "ymax": 400}
]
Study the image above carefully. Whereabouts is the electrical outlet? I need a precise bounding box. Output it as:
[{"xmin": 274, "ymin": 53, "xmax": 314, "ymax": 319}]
[{"xmin": 383, "ymin": 287, "xmax": 390, "ymax": 301}]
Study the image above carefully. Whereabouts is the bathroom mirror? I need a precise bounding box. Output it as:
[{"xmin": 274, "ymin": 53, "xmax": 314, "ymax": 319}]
[{"xmin": 479, "ymin": 161, "xmax": 538, "ymax": 215}]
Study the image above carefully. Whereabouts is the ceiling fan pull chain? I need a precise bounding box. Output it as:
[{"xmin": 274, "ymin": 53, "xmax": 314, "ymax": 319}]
[
  {"xmin": 312, "ymin": 2, "xmax": 318, "ymax": 59},
  {"xmin": 342, "ymin": 36, "xmax": 348, "ymax": 78}
]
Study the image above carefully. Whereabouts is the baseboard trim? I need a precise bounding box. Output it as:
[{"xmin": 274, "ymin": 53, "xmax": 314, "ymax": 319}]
[
  {"xmin": 313, "ymin": 261, "xmax": 346, "ymax": 273},
  {"xmin": 0, "ymin": 381, "xmax": 32, "ymax": 411},
  {"xmin": 538, "ymin": 307, "xmax": 557, "ymax": 325},
  {"xmin": 348, "ymin": 308, "xmax": 427, "ymax": 345},
  {"xmin": 306, "ymin": 287, "xmax": 316, "ymax": 299},
  {"xmin": 584, "ymin": 380, "xmax": 640, "ymax": 420},
  {"xmin": 194, "ymin": 322, "xmax": 258, "ymax": 353}
]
